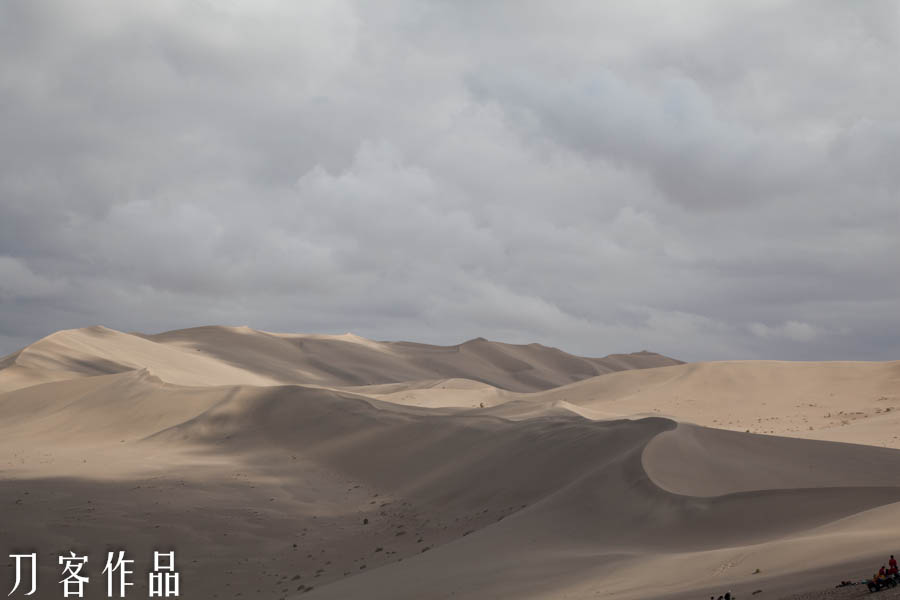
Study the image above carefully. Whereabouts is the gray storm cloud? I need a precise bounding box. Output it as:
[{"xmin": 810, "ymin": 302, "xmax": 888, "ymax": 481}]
[{"xmin": 1, "ymin": 0, "xmax": 898, "ymax": 360}]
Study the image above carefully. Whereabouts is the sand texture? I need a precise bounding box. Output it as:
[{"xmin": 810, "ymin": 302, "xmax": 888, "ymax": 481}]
[{"xmin": 1, "ymin": 326, "xmax": 898, "ymax": 599}]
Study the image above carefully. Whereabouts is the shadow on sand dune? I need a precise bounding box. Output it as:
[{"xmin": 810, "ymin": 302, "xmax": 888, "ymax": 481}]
[{"xmin": 1, "ymin": 329, "xmax": 899, "ymax": 599}]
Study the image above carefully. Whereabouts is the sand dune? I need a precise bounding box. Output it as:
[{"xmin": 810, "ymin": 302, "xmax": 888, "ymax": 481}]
[
  {"xmin": 1, "ymin": 327, "xmax": 899, "ymax": 599},
  {"xmin": 525, "ymin": 359, "xmax": 900, "ymax": 448},
  {"xmin": 0, "ymin": 325, "xmax": 680, "ymax": 393}
]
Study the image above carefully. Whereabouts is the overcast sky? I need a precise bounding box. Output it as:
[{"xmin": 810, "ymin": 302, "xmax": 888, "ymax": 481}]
[{"xmin": 1, "ymin": 0, "xmax": 899, "ymax": 361}]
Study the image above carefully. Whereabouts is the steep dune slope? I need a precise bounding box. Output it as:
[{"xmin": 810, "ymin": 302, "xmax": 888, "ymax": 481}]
[
  {"xmin": 0, "ymin": 326, "xmax": 282, "ymax": 392},
  {"xmin": 0, "ymin": 370, "xmax": 232, "ymax": 445},
  {"xmin": 0, "ymin": 325, "xmax": 681, "ymax": 393},
  {"xmin": 4, "ymin": 328, "xmax": 900, "ymax": 599},
  {"xmin": 643, "ymin": 423, "xmax": 900, "ymax": 496},
  {"xmin": 144, "ymin": 326, "xmax": 681, "ymax": 390},
  {"xmin": 2, "ymin": 372, "xmax": 900, "ymax": 599}
]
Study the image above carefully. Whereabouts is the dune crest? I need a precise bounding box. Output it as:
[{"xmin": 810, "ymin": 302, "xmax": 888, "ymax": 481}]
[
  {"xmin": 0, "ymin": 325, "xmax": 681, "ymax": 393},
  {"xmin": 2, "ymin": 327, "xmax": 899, "ymax": 599}
]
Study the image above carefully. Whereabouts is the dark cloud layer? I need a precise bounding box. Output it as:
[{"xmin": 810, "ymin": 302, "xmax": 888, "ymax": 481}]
[{"xmin": 2, "ymin": 0, "xmax": 899, "ymax": 360}]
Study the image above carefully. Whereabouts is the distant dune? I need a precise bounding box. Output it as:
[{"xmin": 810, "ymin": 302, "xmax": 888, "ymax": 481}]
[
  {"xmin": 0, "ymin": 325, "xmax": 681, "ymax": 393},
  {"xmin": 1, "ymin": 326, "xmax": 898, "ymax": 599}
]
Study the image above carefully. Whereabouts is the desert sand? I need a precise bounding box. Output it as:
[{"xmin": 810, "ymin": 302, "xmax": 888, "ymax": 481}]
[{"xmin": 1, "ymin": 326, "xmax": 898, "ymax": 599}]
